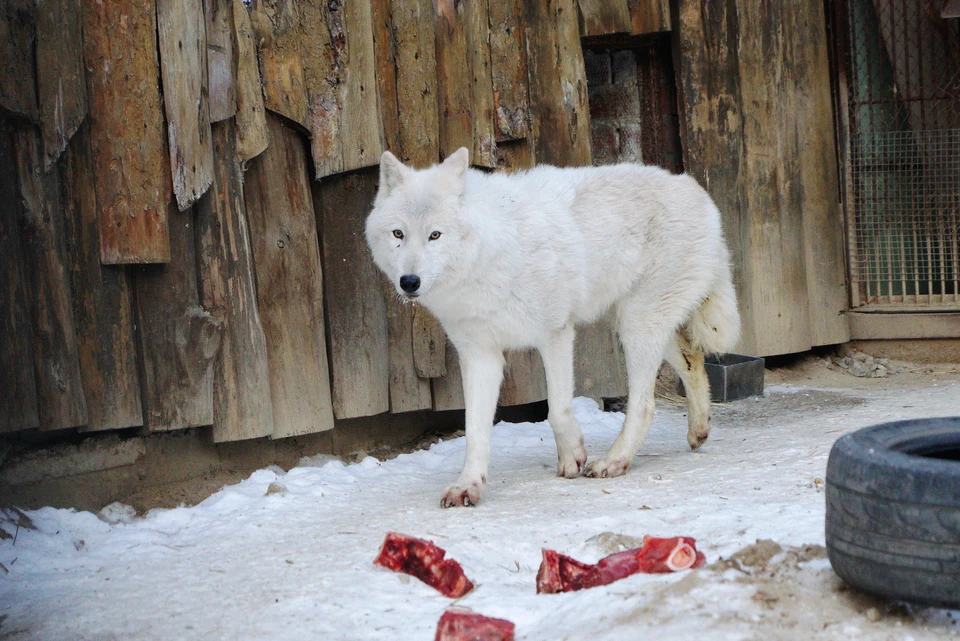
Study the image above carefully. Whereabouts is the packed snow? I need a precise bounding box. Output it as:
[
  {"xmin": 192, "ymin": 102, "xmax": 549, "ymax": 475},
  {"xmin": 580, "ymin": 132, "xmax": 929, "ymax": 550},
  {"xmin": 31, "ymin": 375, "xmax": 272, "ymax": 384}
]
[{"xmin": 2, "ymin": 377, "xmax": 959, "ymax": 640}]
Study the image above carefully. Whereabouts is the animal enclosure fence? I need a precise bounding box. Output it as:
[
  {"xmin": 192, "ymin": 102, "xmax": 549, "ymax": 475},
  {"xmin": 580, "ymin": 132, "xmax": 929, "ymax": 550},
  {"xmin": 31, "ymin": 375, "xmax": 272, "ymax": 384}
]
[{"xmin": 837, "ymin": 0, "xmax": 960, "ymax": 308}]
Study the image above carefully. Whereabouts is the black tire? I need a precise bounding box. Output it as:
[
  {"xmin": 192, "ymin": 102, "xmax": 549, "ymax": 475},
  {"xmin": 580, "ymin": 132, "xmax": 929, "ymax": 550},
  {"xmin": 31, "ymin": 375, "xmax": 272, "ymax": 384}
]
[{"xmin": 825, "ymin": 416, "xmax": 960, "ymax": 609}]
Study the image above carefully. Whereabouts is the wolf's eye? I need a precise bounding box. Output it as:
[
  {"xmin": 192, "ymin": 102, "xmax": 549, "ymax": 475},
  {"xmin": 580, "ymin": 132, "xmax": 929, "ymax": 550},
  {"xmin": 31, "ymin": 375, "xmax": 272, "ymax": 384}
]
[
  {"xmin": 392, "ymin": 229, "xmax": 404, "ymax": 239},
  {"xmin": 429, "ymin": 231, "xmax": 441, "ymax": 241}
]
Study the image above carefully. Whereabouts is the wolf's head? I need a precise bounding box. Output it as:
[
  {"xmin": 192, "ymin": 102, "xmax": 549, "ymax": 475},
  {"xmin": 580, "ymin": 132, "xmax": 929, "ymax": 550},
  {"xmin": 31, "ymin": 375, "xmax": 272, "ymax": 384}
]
[{"xmin": 365, "ymin": 147, "xmax": 472, "ymax": 301}]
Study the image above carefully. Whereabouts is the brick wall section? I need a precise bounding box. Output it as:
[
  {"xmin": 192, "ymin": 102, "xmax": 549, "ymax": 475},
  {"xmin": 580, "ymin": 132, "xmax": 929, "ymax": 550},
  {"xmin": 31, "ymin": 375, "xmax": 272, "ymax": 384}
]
[{"xmin": 584, "ymin": 38, "xmax": 682, "ymax": 172}]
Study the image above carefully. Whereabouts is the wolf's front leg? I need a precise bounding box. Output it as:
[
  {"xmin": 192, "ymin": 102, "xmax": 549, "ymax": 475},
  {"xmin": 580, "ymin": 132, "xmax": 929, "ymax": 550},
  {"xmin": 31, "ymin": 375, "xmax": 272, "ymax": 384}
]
[
  {"xmin": 540, "ymin": 325, "xmax": 588, "ymax": 477},
  {"xmin": 441, "ymin": 347, "xmax": 505, "ymax": 508}
]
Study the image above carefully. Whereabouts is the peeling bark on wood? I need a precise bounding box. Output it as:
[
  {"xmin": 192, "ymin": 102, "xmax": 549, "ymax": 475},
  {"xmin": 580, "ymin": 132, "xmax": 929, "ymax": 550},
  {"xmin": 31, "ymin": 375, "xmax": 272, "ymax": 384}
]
[
  {"xmin": 232, "ymin": 0, "xmax": 269, "ymax": 162},
  {"xmin": 157, "ymin": 0, "xmax": 215, "ymax": 211},
  {"xmin": 251, "ymin": 0, "xmax": 309, "ymax": 130},
  {"xmin": 81, "ymin": 0, "xmax": 171, "ymax": 264},
  {"xmin": 14, "ymin": 126, "xmax": 88, "ymax": 430},
  {"xmin": 627, "ymin": 0, "xmax": 670, "ymax": 35},
  {"xmin": 314, "ymin": 169, "xmax": 390, "ymax": 419},
  {"xmin": 465, "ymin": 0, "xmax": 497, "ymax": 167},
  {"xmin": 195, "ymin": 120, "xmax": 274, "ymax": 442},
  {"xmin": 206, "ymin": 0, "xmax": 237, "ymax": 123},
  {"xmin": 36, "ymin": 0, "xmax": 87, "ymax": 169},
  {"xmin": 577, "ymin": 0, "xmax": 632, "ymax": 36},
  {"xmin": 0, "ymin": 126, "xmax": 39, "ymax": 433},
  {"xmin": 489, "ymin": 0, "xmax": 531, "ymax": 142},
  {"xmin": 63, "ymin": 125, "xmax": 143, "ymax": 432},
  {"xmin": 244, "ymin": 114, "xmax": 334, "ymax": 438},
  {"xmin": 392, "ymin": 0, "xmax": 439, "ymax": 166},
  {"xmin": 0, "ymin": 1, "xmax": 38, "ymax": 122}
]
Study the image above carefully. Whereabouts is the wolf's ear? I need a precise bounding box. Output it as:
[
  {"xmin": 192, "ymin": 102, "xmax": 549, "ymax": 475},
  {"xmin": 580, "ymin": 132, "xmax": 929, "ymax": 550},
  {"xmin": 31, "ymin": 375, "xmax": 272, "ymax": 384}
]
[
  {"xmin": 379, "ymin": 151, "xmax": 409, "ymax": 197},
  {"xmin": 442, "ymin": 147, "xmax": 470, "ymax": 180}
]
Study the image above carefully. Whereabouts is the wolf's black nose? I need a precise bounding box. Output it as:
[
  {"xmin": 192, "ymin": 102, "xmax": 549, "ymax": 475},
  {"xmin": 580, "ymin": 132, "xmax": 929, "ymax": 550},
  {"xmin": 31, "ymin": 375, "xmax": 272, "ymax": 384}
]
[{"xmin": 399, "ymin": 274, "xmax": 421, "ymax": 294}]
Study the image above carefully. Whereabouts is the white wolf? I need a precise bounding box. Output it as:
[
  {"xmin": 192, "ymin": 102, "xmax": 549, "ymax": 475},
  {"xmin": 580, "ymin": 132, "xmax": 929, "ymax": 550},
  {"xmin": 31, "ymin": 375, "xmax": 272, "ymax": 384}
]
[{"xmin": 365, "ymin": 148, "xmax": 740, "ymax": 508}]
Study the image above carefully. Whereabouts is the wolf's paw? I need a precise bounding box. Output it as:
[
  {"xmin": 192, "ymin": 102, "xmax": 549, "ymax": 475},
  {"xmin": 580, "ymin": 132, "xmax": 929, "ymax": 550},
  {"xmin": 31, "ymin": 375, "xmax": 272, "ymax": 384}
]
[
  {"xmin": 557, "ymin": 446, "xmax": 587, "ymax": 478},
  {"xmin": 584, "ymin": 457, "xmax": 630, "ymax": 479},
  {"xmin": 440, "ymin": 479, "xmax": 485, "ymax": 508},
  {"xmin": 687, "ymin": 428, "xmax": 709, "ymax": 450}
]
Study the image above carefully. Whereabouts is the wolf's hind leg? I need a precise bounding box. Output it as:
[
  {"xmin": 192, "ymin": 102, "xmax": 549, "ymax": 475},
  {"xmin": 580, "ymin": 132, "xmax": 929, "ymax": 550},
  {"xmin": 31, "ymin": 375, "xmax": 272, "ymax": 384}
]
[
  {"xmin": 539, "ymin": 325, "xmax": 588, "ymax": 478},
  {"xmin": 664, "ymin": 329, "xmax": 711, "ymax": 449}
]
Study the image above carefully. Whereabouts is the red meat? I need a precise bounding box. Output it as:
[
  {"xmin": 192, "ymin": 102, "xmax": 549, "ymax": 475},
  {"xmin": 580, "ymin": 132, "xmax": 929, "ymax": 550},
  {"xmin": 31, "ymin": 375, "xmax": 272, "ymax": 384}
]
[
  {"xmin": 434, "ymin": 610, "xmax": 515, "ymax": 641},
  {"xmin": 536, "ymin": 535, "xmax": 706, "ymax": 594},
  {"xmin": 374, "ymin": 532, "xmax": 475, "ymax": 598}
]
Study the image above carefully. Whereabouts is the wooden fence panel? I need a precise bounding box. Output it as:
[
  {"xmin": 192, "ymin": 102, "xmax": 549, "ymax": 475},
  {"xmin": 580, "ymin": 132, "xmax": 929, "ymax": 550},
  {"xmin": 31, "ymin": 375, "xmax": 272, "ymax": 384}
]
[
  {"xmin": 489, "ymin": 0, "xmax": 531, "ymax": 142},
  {"xmin": 64, "ymin": 125, "xmax": 143, "ymax": 432},
  {"xmin": 158, "ymin": 0, "xmax": 214, "ymax": 211},
  {"xmin": 435, "ymin": 0, "xmax": 473, "ymax": 158},
  {"xmin": 36, "ymin": 0, "xmax": 87, "ymax": 168},
  {"xmin": 0, "ymin": 127, "xmax": 39, "ymax": 433},
  {"xmin": 206, "ymin": 0, "xmax": 237, "ymax": 123},
  {"xmin": 251, "ymin": 0, "xmax": 309, "ymax": 130},
  {"xmin": 394, "ymin": 0, "xmax": 440, "ymax": 166},
  {"xmin": 431, "ymin": 338, "xmax": 463, "ymax": 411},
  {"xmin": 14, "ymin": 127, "xmax": 88, "ymax": 430},
  {"xmin": 0, "ymin": 1, "xmax": 38, "ymax": 122},
  {"xmin": 385, "ymin": 290, "xmax": 434, "ymax": 413},
  {"xmin": 315, "ymin": 169, "xmax": 390, "ymax": 419},
  {"xmin": 82, "ymin": 0, "xmax": 171, "ymax": 264},
  {"xmin": 196, "ymin": 120, "xmax": 274, "ymax": 442},
  {"xmin": 244, "ymin": 114, "xmax": 335, "ymax": 438},
  {"xmin": 232, "ymin": 0, "xmax": 269, "ymax": 162},
  {"xmin": 465, "ymin": 0, "xmax": 497, "ymax": 167}
]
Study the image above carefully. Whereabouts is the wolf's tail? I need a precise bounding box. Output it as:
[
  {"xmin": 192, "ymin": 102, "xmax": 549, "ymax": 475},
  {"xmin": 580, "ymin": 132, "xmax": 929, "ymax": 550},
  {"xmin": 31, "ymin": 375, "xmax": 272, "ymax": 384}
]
[{"xmin": 685, "ymin": 252, "xmax": 741, "ymax": 355}]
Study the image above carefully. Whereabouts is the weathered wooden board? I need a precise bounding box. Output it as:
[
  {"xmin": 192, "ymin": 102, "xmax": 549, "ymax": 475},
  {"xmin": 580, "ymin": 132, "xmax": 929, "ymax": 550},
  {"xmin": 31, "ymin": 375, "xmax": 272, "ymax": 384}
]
[
  {"xmin": 465, "ymin": 0, "xmax": 497, "ymax": 167},
  {"xmin": 384, "ymin": 290, "xmax": 433, "ymax": 413},
  {"xmin": 0, "ymin": 127, "xmax": 39, "ymax": 433},
  {"xmin": 134, "ymin": 203, "xmax": 221, "ymax": 432},
  {"xmin": 628, "ymin": 0, "xmax": 670, "ymax": 34},
  {"xmin": 250, "ymin": 0, "xmax": 309, "ymax": 130},
  {"xmin": 496, "ymin": 138, "xmax": 536, "ymax": 171},
  {"xmin": 232, "ymin": 0, "xmax": 269, "ymax": 162},
  {"xmin": 36, "ymin": 0, "xmax": 87, "ymax": 168},
  {"xmin": 244, "ymin": 114, "xmax": 334, "ymax": 438},
  {"xmin": 393, "ymin": 0, "xmax": 440, "ymax": 166},
  {"xmin": 435, "ymin": 0, "xmax": 473, "ymax": 159},
  {"xmin": 196, "ymin": 121, "xmax": 275, "ymax": 442},
  {"xmin": 371, "ymin": 0, "xmax": 401, "ymax": 153},
  {"xmin": 314, "ymin": 169, "xmax": 390, "ymax": 419},
  {"xmin": 525, "ymin": 0, "xmax": 592, "ymax": 167},
  {"xmin": 301, "ymin": 0, "xmax": 383, "ymax": 178},
  {"xmin": 206, "ymin": 0, "xmax": 237, "ymax": 122},
  {"xmin": 574, "ymin": 320, "xmax": 627, "ymax": 402},
  {"xmin": 0, "ymin": 1, "xmax": 38, "ymax": 122},
  {"xmin": 489, "ymin": 0, "xmax": 531, "ymax": 142},
  {"xmin": 63, "ymin": 125, "xmax": 143, "ymax": 432},
  {"xmin": 577, "ymin": 0, "xmax": 631, "ymax": 36},
  {"xmin": 81, "ymin": 0, "xmax": 171, "ymax": 264},
  {"xmin": 501, "ymin": 350, "xmax": 548, "ymax": 406},
  {"xmin": 412, "ymin": 306, "xmax": 446, "ymax": 378},
  {"xmin": 157, "ymin": 0, "xmax": 214, "ymax": 211},
  {"xmin": 431, "ymin": 338, "xmax": 464, "ymax": 411},
  {"xmin": 14, "ymin": 127, "xmax": 88, "ymax": 431}
]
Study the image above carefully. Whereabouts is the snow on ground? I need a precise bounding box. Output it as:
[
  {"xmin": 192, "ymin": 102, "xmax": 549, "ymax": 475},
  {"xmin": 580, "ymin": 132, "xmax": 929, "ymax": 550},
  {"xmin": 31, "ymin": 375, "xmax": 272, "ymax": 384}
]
[{"xmin": 2, "ymin": 372, "xmax": 960, "ymax": 640}]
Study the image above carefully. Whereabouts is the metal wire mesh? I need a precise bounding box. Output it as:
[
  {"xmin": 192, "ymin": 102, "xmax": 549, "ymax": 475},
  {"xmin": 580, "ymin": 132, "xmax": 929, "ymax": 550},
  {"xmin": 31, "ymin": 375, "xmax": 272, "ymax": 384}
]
[{"xmin": 844, "ymin": 0, "xmax": 960, "ymax": 306}]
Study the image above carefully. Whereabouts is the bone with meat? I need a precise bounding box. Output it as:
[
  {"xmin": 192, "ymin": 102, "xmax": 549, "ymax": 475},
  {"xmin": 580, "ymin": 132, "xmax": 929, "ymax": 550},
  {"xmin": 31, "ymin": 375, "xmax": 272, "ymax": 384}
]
[
  {"xmin": 374, "ymin": 532, "xmax": 475, "ymax": 598},
  {"xmin": 434, "ymin": 610, "xmax": 515, "ymax": 641}
]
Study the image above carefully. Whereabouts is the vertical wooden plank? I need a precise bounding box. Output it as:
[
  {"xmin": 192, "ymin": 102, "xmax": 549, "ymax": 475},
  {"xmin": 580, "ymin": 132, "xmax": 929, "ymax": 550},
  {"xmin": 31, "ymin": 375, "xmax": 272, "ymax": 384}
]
[
  {"xmin": 574, "ymin": 320, "xmax": 626, "ymax": 402},
  {"xmin": 36, "ymin": 0, "xmax": 87, "ymax": 169},
  {"xmin": 81, "ymin": 0, "xmax": 171, "ymax": 264},
  {"xmin": 157, "ymin": 0, "xmax": 215, "ymax": 211},
  {"xmin": 431, "ymin": 338, "xmax": 463, "ymax": 411},
  {"xmin": 337, "ymin": 0, "xmax": 384, "ymax": 172},
  {"xmin": 371, "ymin": 0, "xmax": 401, "ymax": 153},
  {"xmin": 627, "ymin": 0, "xmax": 670, "ymax": 35},
  {"xmin": 314, "ymin": 169, "xmax": 390, "ymax": 419},
  {"xmin": 63, "ymin": 125, "xmax": 143, "ymax": 432},
  {"xmin": 205, "ymin": 0, "xmax": 237, "ymax": 123},
  {"xmin": 465, "ymin": 0, "xmax": 497, "ymax": 167},
  {"xmin": 412, "ymin": 306, "xmax": 446, "ymax": 378},
  {"xmin": 577, "ymin": 0, "xmax": 631, "ymax": 36},
  {"xmin": 525, "ymin": 0, "xmax": 592, "ymax": 167},
  {"xmin": 0, "ymin": 0, "xmax": 38, "ymax": 122},
  {"xmin": 232, "ymin": 0, "xmax": 269, "ymax": 163},
  {"xmin": 134, "ymin": 204, "xmax": 221, "ymax": 431},
  {"xmin": 196, "ymin": 120, "xmax": 274, "ymax": 442},
  {"xmin": 489, "ymin": 0, "xmax": 531, "ymax": 142},
  {"xmin": 14, "ymin": 126, "xmax": 88, "ymax": 430},
  {"xmin": 385, "ymin": 289, "xmax": 433, "ymax": 413},
  {"xmin": 250, "ymin": 0, "xmax": 309, "ymax": 130},
  {"xmin": 244, "ymin": 114, "xmax": 334, "ymax": 438},
  {"xmin": 435, "ymin": 0, "xmax": 473, "ymax": 159},
  {"xmin": 500, "ymin": 350, "xmax": 548, "ymax": 406},
  {"xmin": 0, "ymin": 126, "xmax": 39, "ymax": 433},
  {"xmin": 393, "ymin": 0, "xmax": 440, "ymax": 166}
]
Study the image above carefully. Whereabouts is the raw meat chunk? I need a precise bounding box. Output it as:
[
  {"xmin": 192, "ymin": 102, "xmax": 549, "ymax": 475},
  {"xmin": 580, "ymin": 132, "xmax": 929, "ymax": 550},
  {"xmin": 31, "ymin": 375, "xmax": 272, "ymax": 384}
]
[
  {"xmin": 536, "ymin": 535, "xmax": 706, "ymax": 594},
  {"xmin": 374, "ymin": 532, "xmax": 475, "ymax": 598},
  {"xmin": 434, "ymin": 610, "xmax": 515, "ymax": 641}
]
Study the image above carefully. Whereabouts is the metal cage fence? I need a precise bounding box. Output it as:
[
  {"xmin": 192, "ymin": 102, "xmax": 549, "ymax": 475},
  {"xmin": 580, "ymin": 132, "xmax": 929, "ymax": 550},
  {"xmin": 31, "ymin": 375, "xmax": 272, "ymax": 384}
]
[{"xmin": 843, "ymin": 0, "xmax": 960, "ymax": 307}]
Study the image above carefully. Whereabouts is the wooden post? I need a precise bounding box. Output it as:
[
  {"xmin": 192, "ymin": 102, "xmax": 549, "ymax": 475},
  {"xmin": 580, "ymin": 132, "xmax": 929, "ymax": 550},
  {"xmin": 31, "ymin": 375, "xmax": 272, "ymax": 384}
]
[
  {"xmin": 157, "ymin": 0, "xmax": 215, "ymax": 211},
  {"xmin": 314, "ymin": 169, "xmax": 390, "ymax": 419},
  {"xmin": 0, "ymin": 126, "xmax": 39, "ymax": 433},
  {"xmin": 205, "ymin": 0, "xmax": 238, "ymax": 123},
  {"xmin": 0, "ymin": 0, "xmax": 39, "ymax": 122},
  {"xmin": 81, "ymin": 0, "xmax": 171, "ymax": 264},
  {"xmin": 250, "ymin": 0, "xmax": 309, "ymax": 130},
  {"xmin": 489, "ymin": 0, "xmax": 531, "ymax": 142},
  {"xmin": 36, "ymin": 0, "xmax": 87, "ymax": 168},
  {"xmin": 14, "ymin": 126, "xmax": 88, "ymax": 430},
  {"xmin": 195, "ymin": 120, "xmax": 275, "ymax": 442},
  {"xmin": 63, "ymin": 125, "xmax": 143, "ymax": 432},
  {"xmin": 465, "ymin": 0, "xmax": 497, "ymax": 168},
  {"xmin": 244, "ymin": 114, "xmax": 335, "ymax": 438},
  {"xmin": 232, "ymin": 0, "xmax": 269, "ymax": 162}
]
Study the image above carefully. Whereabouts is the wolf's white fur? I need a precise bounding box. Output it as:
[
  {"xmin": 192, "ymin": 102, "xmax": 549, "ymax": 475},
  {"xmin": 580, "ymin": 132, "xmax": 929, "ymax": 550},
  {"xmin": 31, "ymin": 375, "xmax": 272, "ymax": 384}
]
[{"xmin": 366, "ymin": 148, "xmax": 740, "ymax": 507}]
